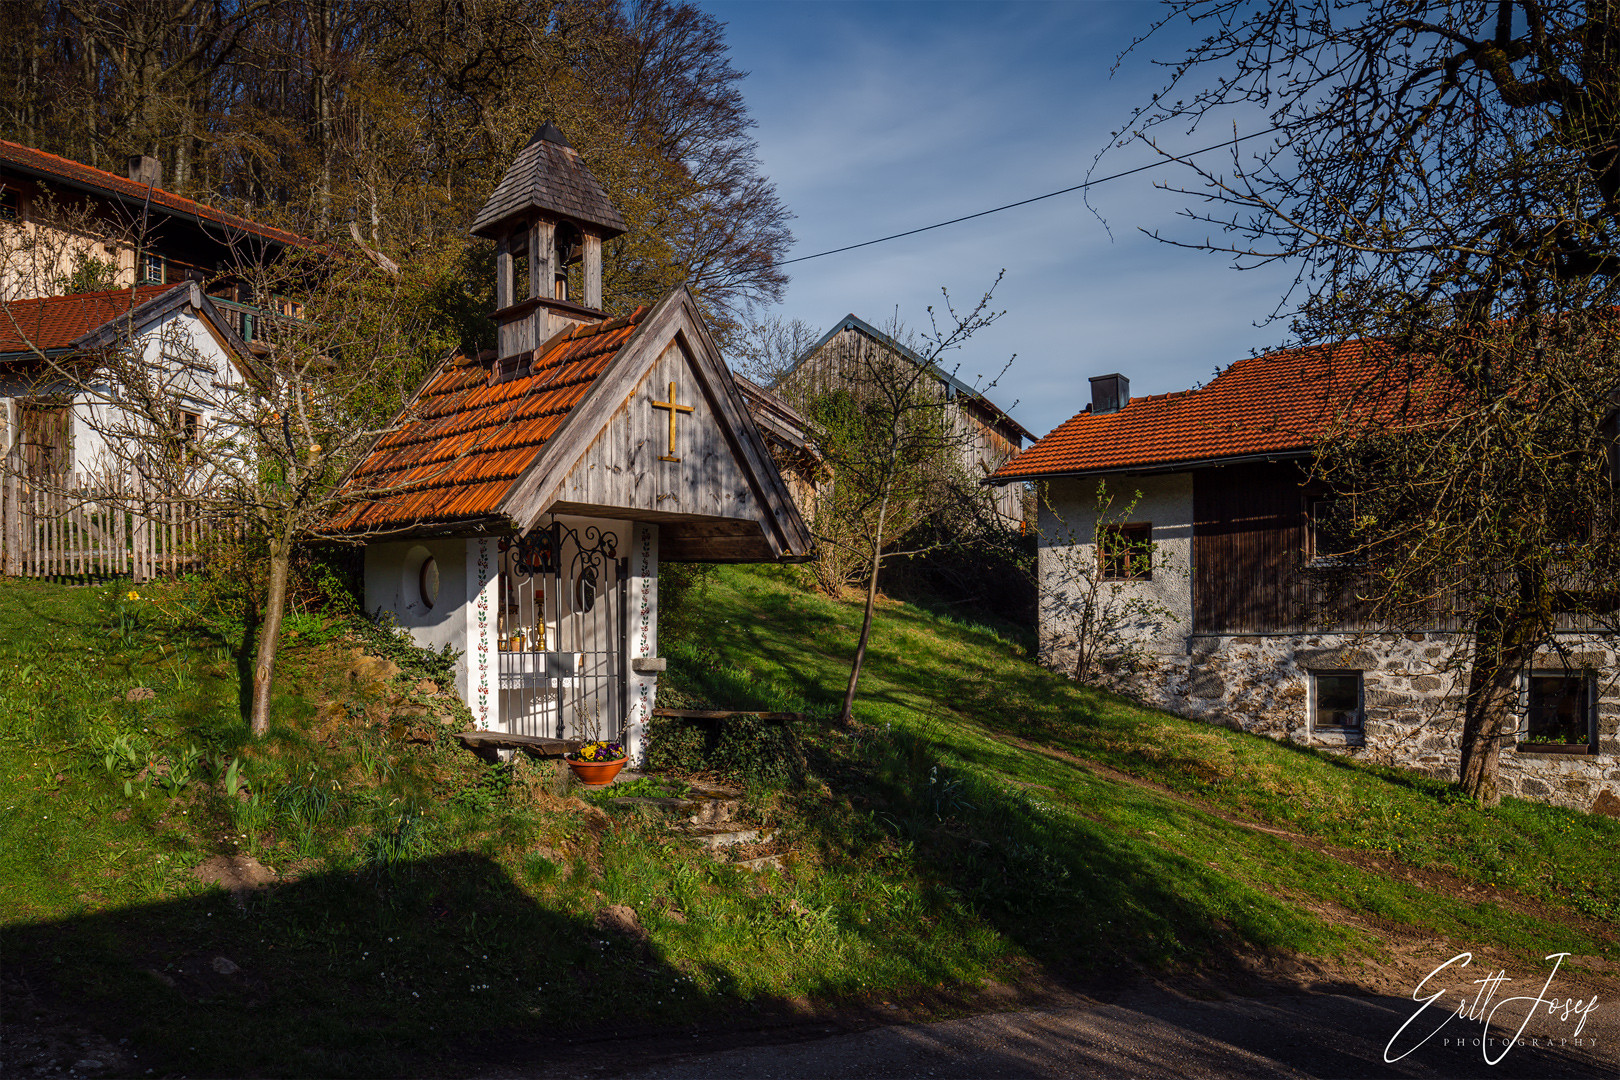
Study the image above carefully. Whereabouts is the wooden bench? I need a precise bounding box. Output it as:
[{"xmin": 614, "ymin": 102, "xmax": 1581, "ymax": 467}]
[{"xmin": 453, "ymin": 730, "xmax": 585, "ymax": 762}]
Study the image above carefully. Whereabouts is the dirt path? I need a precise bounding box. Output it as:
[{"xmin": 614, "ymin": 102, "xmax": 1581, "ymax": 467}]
[{"xmin": 1011, "ymin": 737, "xmax": 1620, "ymax": 946}]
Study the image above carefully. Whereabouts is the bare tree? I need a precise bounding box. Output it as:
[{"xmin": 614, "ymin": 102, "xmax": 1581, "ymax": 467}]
[
  {"xmin": 1036, "ymin": 482, "xmax": 1181, "ymax": 685},
  {"xmin": 729, "ymin": 311, "xmax": 819, "ymax": 389},
  {"xmin": 7, "ymin": 248, "xmax": 433, "ymax": 736},
  {"xmin": 774, "ymin": 279, "xmax": 1010, "ymax": 726},
  {"xmin": 1125, "ymin": 0, "xmax": 1620, "ymax": 805}
]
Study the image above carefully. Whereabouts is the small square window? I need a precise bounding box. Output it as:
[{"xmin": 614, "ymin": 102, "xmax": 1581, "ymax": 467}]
[
  {"xmin": 0, "ymin": 189, "xmax": 20, "ymax": 222},
  {"xmin": 139, "ymin": 251, "xmax": 164, "ymax": 285},
  {"xmin": 1312, "ymin": 671, "xmax": 1363, "ymax": 731},
  {"xmin": 1099, "ymin": 522, "xmax": 1152, "ymax": 581},
  {"xmin": 1522, "ymin": 672, "xmax": 1594, "ymax": 748}
]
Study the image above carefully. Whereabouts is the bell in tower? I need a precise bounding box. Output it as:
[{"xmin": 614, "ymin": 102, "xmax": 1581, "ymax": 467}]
[{"xmin": 471, "ymin": 124, "xmax": 627, "ymax": 364}]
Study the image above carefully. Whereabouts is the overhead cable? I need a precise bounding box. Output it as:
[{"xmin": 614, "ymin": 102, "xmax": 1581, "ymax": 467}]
[{"xmin": 779, "ymin": 123, "xmax": 1294, "ymax": 266}]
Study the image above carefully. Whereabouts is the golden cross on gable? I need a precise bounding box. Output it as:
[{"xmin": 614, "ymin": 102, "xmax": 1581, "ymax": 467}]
[{"xmin": 650, "ymin": 381, "xmax": 694, "ymax": 462}]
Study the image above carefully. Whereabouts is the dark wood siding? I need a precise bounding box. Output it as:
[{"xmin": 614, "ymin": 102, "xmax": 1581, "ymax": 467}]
[{"xmin": 1192, "ymin": 461, "xmax": 1310, "ymax": 633}]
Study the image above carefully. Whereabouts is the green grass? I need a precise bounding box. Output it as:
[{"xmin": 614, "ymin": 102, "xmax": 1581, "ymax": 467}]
[{"xmin": 0, "ymin": 567, "xmax": 1614, "ymax": 1076}]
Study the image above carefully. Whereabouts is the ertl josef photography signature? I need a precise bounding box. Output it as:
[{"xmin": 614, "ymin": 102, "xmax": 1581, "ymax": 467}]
[{"xmin": 1387, "ymin": 952, "xmax": 1600, "ymax": 1065}]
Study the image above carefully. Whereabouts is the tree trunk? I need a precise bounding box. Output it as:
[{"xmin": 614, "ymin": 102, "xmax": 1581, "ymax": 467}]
[
  {"xmin": 839, "ymin": 493, "xmax": 889, "ymax": 725},
  {"xmin": 1457, "ymin": 595, "xmax": 1544, "ymax": 807},
  {"xmin": 249, "ymin": 531, "xmax": 292, "ymax": 736}
]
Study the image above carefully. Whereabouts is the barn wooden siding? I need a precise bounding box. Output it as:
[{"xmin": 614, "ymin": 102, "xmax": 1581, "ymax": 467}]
[
  {"xmin": 1190, "ymin": 463, "xmax": 1545, "ymax": 635},
  {"xmin": 1192, "ymin": 461, "xmax": 1314, "ymax": 633},
  {"xmin": 777, "ymin": 326, "xmax": 1026, "ymax": 523}
]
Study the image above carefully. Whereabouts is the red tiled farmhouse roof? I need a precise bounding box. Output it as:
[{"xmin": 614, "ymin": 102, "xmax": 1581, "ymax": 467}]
[
  {"xmin": 330, "ymin": 308, "xmax": 649, "ymax": 532},
  {"xmin": 992, "ymin": 338, "xmax": 1449, "ymax": 481},
  {"xmin": 0, "ymin": 284, "xmax": 175, "ymax": 353},
  {"xmin": 0, "ymin": 138, "xmax": 306, "ymax": 248}
]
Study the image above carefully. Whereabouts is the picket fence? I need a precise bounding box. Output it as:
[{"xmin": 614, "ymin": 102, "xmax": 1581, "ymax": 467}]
[{"xmin": 1, "ymin": 471, "xmax": 228, "ymax": 582}]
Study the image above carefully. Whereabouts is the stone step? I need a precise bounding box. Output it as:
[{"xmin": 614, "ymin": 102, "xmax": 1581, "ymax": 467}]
[
  {"xmin": 606, "ymin": 793, "xmax": 740, "ymax": 824},
  {"xmin": 685, "ymin": 780, "xmax": 742, "ymax": 799},
  {"xmin": 680, "ymin": 824, "xmax": 772, "ymax": 849},
  {"xmin": 733, "ymin": 853, "xmax": 786, "ymax": 872}
]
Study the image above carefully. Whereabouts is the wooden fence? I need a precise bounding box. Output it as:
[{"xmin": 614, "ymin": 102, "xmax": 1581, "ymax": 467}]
[{"xmin": 1, "ymin": 471, "xmax": 227, "ymax": 582}]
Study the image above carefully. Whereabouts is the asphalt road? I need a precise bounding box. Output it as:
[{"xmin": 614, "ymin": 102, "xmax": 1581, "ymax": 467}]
[{"xmin": 597, "ymin": 979, "xmax": 1611, "ymax": 1080}]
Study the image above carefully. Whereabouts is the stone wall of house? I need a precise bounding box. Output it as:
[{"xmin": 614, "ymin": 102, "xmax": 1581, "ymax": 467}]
[{"xmin": 1103, "ymin": 631, "xmax": 1620, "ymax": 813}]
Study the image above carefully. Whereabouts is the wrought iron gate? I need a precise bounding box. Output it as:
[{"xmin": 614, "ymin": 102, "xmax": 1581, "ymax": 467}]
[{"xmin": 496, "ymin": 520, "xmax": 626, "ymax": 740}]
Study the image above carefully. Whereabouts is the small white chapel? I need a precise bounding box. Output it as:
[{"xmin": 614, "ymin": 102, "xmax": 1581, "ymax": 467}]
[{"xmin": 330, "ymin": 124, "xmax": 812, "ymax": 762}]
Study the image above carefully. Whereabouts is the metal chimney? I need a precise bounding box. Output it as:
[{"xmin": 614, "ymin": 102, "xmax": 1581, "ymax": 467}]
[{"xmin": 1089, "ymin": 373, "xmax": 1130, "ymax": 415}]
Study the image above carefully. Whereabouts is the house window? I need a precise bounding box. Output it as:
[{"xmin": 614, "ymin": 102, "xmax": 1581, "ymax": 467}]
[
  {"xmin": 177, "ymin": 409, "xmax": 201, "ymax": 443},
  {"xmin": 138, "ymin": 251, "xmax": 164, "ymax": 285},
  {"xmin": 1307, "ymin": 496, "xmax": 1353, "ymax": 560},
  {"xmin": 1311, "ymin": 671, "xmax": 1363, "ymax": 731},
  {"xmin": 1522, "ymin": 672, "xmax": 1595, "ymax": 748},
  {"xmin": 1099, "ymin": 522, "xmax": 1152, "ymax": 580},
  {"xmin": 0, "ymin": 188, "xmax": 19, "ymax": 222}
]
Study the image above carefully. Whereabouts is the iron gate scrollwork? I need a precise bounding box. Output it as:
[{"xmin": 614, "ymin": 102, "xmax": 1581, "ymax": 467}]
[{"xmin": 496, "ymin": 520, "xmax": 627, "ymax": 740}]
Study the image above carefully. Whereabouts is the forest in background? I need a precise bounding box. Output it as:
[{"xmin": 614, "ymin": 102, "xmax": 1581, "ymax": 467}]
[{"xmin": 0, "ymin": 0, "xmax": 792, "ymax": 345}]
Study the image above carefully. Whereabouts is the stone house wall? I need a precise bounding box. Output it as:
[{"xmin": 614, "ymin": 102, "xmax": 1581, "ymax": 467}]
[
  {"xmin": 1113, "ymin": 630, "xmax": 1620, "ymax": 812},
  {"xmin": 1033, "ymin": 472, "xmax": 1619, "ymax": 813}
]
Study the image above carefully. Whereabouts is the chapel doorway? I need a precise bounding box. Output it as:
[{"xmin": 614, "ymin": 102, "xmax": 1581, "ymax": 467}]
[{"xmin": 496, "ymin": 519, "xmax": 626, "ymax": 740}]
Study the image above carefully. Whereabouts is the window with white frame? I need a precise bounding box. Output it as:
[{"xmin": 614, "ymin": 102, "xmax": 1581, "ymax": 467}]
[{"xmin": 1311, "ymin": 670, "xmax": 1363, "ymax": 731}]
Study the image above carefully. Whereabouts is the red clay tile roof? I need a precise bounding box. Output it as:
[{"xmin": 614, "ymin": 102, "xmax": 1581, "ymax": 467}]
[
  {"xmin": 330, "ymin": 308, "xmax": 650, "ymax": 532},
  {"xmin": 0, "ymin": 284, "xmax": 178, "ymax": 353},
  {"xmin": 0, "ymin": 139, "xmax": 306, "ymax": 248},
  {"xmin": 992, "ymin": 338, "xmax": 1446, "ymax": 480}
]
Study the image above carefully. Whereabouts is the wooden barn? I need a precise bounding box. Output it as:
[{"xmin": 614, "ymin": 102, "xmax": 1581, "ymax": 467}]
[{"xmin": 330, "ymin": 126, "xmax": 811, "ymax": 762}]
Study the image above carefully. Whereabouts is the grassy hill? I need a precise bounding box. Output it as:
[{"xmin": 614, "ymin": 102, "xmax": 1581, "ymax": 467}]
[{"xmin": 1, "ymin": 565, "xmax": 1616, "ymax": 1076}]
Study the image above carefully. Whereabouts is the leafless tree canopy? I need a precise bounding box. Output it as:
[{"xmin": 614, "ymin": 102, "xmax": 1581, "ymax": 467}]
[
  {"xmin": 1127, "ymin": 1, "xmax": 1620, "ymax": 804},
  {"xmin": 1125, "ymin": 0, "xmax": 1620, "ymax": 329}
]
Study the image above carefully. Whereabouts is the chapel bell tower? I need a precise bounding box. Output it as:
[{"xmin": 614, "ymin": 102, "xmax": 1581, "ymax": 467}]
[{"xmin": 471, "ymin": 124, "xmax": 627, "ymax": 363}]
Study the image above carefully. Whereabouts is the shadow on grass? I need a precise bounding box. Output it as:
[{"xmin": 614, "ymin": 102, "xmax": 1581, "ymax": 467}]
[
  {"xmin": 5, "ymin": 847, "xmax": 1600, "ymax": 1080},
  {"xmin": 3, "ymin": 853, "xmax": 738, "ymax": 1078}
]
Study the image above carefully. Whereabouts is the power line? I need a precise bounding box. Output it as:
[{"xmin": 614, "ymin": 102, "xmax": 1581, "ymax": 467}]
[{"xmin": 779, "ymin": 123, "xmax": 1292, "ymax": 266}]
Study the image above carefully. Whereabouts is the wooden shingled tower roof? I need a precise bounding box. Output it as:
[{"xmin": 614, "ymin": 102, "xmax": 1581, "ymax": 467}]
[
  {"xmin": 470, "ymin": 125, "xmax": 627, "ymax": 241},
  {"xmin": 331, "ymin": 286, "xmax": 812, "ymax": 562}
]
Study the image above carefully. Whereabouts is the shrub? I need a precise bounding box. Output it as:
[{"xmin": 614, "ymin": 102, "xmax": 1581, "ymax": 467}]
[{"xmin": 350, "ymin": 609, "xmax": 460, "ymax": 687}]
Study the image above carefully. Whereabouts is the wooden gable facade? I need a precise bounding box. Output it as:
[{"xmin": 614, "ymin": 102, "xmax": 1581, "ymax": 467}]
[
  {"xmin": 774, "ymin": 314, "xmax": 1033, "ymax": 525},
  {"xmin": 336, "ymin": 285, "xmax": 811, "ymax": 755}
]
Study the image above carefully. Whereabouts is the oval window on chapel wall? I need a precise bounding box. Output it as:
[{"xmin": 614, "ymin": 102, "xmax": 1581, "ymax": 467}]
[
  {"xmin": 575, "ymin": 565, "xmax": 598, "ymax": 613},
  {"xmin": 419, "ymin": 556, "xmax": 439, "ymax": 610}
]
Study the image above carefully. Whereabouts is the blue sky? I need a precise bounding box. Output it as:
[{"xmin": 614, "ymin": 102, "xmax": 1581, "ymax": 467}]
[{"xmin": 701, "ymin": 0, "xmax": 1301, "ymax": 439}]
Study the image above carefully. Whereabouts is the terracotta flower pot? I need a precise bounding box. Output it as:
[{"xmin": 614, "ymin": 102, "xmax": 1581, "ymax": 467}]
[{"xmin": 567, "ymin": 757, "xmax": 627, "ymax": 786}]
